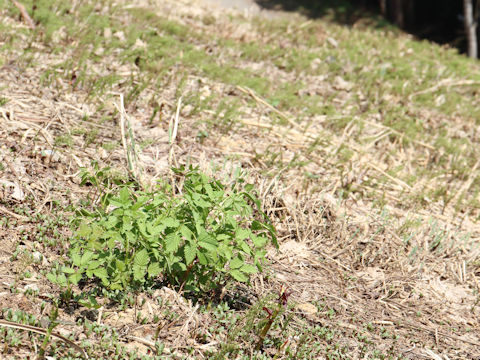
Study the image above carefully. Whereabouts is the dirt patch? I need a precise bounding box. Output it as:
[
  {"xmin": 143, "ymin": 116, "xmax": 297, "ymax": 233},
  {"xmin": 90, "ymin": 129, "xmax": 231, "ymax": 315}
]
[{"xmin": 1, "ymin": 0, "xmax": 480, "ymax": 359}]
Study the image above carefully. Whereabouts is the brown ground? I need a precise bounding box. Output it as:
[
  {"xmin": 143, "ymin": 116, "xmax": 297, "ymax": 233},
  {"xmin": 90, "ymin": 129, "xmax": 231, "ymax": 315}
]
[{"xmin": 1, "ymin": 0, "xmax": 480, "ymax": 359}]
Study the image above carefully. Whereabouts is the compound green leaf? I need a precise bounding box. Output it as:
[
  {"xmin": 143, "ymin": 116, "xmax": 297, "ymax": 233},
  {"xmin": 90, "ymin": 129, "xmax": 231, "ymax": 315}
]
[
  {"xmin": 237, "ymin": 240, "xmax": 252, "ymax": 255},
  {"xmin": 57, "ymin": 274, "xmax": 68, "ymax": 286},
  {"xmin": 122, "ymin": 216, "xmax": 133, "ymax": 231}
]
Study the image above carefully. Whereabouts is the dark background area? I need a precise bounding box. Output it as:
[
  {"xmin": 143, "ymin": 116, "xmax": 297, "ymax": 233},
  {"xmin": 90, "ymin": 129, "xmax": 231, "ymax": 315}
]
[{"xmin": 255, "ymin": 0, "xmax": 472, "ymax": 54}]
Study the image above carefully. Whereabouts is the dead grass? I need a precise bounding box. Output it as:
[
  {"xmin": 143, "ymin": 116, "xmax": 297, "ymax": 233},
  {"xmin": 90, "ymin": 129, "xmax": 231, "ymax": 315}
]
[{"xmin": 1, "ymin": 0, "xmax": 480, "ymax": 359}]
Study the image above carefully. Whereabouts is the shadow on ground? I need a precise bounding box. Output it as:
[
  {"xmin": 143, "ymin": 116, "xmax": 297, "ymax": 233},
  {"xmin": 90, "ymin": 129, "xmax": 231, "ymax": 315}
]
[
  {"xmin": 254, "ymin": 0, "xmax": 467, "ymax": 52},
  {"xmin": 255, "ymin": 0, "xmax": 387, "ymax": 25}
]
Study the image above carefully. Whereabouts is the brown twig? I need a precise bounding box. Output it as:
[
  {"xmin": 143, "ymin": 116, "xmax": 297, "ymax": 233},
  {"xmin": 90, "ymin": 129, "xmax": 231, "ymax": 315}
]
[
  {"xmin": 0, "ymin": 205, "xmax": 29, "ymax": 222},
  {"xmin": 11, "ymin": 0, "xmax": 36, "ymax": 29},
  {"xmin": 237, "ymin": 85, "xmax": 302, "ymax": 131},
  {"xmin": 178, "ymin": 259, "xmax": 196, "ymax": 294},
  {"xmin": 0, "ymin": 320, "xmax": 88, "ymax": 359},
  {"xmin": 408, "ymin": 79, "xmax": 480, "ymax": 100}
]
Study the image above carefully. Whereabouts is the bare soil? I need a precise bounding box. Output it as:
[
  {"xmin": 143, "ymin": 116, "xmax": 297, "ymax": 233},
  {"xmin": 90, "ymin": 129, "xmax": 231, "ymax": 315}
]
[{"xmin": 1, "ymin": 0, "xmax": 480, "ymax": 359}]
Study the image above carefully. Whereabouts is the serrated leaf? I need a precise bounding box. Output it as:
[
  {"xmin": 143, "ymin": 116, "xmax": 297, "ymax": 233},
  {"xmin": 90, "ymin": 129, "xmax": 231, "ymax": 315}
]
[
  {"xmin": 216, "ymin": 233, "xmax": 230, "ymax": 241},
  {"xmin": 223, "ymin": 197, "xmax": 234, "ymax": 209},
  {"xmin": 204, "ymin": 183, "xmax": 215, "ymax": 200},
  {"xmin": 163, "ymin": 217, "xmax": 180, "ymax": 228},
  {"xmin": 106, "ymin": 231, "xmax": 122, "ymax": 249},
  {"xmin": 230, "ymin": 269, "xmax": 248, "ymax": 282},
  {"xmin": 119, "ymin": 187, "xmax": 130, "ymax": 204},
  {"xmin": 110, "ymin": 283, "xmax": 123, "ymax": 290},
  {"xmin": 229, "ymin": 256, "xmax": 243, "ymax": 269},
  {"xmin": 236, "ymin": 228, "xmax": 250, "ymax": 241},
  {"xmin": 57, "ymin": 274, "xmax": 68, "ymax": 286},
  {"xmin": 147, "ymin": 262, "xmax": 161, "ymax": 277},
  {"xmin": 251, "ymin": 234, "xmax": 268, "ymax": 248},
  {"xmin": 197, "ymin": 251, "xmax": 208, "ymax": 265},
  {"xmin": 134, "ymin": 249, "xmax": 149, "ymax": 267},
  {"xmin": 79, "ymin": 296, "xmax": 100, "ymax": 309},
  {"xmin": 148, "ymin": 222, "xmax": 165, "ymax": 236},
  {"xmin": 116, "ymin": 259, "xmax": 126, "ymax": 272},
  {"xmin": 68, "ymin": 272, "xmax": 83, "ymax": 285},
  {"xmin": 108, "ymin": 199, "xmax": 124, "ymax": 208},
  {"xmin": 71, "ymin": 252, "xmax": 82, "ymax": 267},
  {"xmin": 240, "ymin": 264, "xmax": 257, "ymax": 274},
  {"xmin": 198, "ymin": 232, "xmax": 218, "ymax": 252},
  {"xmin": 219, "ymin": 244, "xmax": 233, "ymax": 261},
  {"xmin": 176, "ymin": 262, "xmax": 187, "ymax": 271},
  {"xmin": 184, "ymin": 243, "xmax": 197, "ymax": 265},
  {"xmin": 62, "ymin": 266, "xmax": 75, "ymax": 274},
  {"xmin": 122, "ymin": 216, "xmax": 133, "ymax": 232},
  {"xmin": 237, "ymin": 240, "xmax": 252, "ymax": 255},
  {"xmin": 133, "ymin": 264, "xmax": 146, "ymax": 281},
  {"xmin": 46, "ymin": 273, "xmax": 57, "ymax": 284},
  {"xmin": 137, "ymin": 220, "xmax": 147, "ymax": 237},
  {"xmin": 131, "ymin": 197, "xmax": 147, "ymax": 211},
  {"xmin": 192, "ymin": 193, "xmax": 211, "ymax": 208},
  {"xmin": 76, "ymin": 221, "xmax": 91, "ymax": 238},
  {"xmin": 80, "ymin": 251, "xmax": 94, "ymax": 266},
  {"xmin": 165, "ymin": 233, "xmax": 181, "ymax": 253},
  {"xmin": 105, "ymin": 215, "xmax": 118, "ymax": 229},
  {"xmin": 87, "ymin": 260, "xmax": 102, "ymax": 271},
  {"xmin": 180, "ymin": 225, "xmax": 193, "ymax": 241},
  {"xmin": 125, "ymin": 230, "xmax": 135, "ymax": 245}
]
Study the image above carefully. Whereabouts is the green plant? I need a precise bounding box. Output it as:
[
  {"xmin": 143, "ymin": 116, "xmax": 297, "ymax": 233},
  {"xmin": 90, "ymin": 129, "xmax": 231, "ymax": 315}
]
[
  {"xmin": 211, "ymin": 287, "xmax": 292, "ymax": 359},
  {"xmin": 38, "ymin": 300, "xmax": 60, "ymax": 360},
  {"xmin": 255, "ymin": 286, "xmax": 291, "ymax": 352},
  {"xmin": 49, "ymin": 166, "xmax": 276, "ymax": 296}
]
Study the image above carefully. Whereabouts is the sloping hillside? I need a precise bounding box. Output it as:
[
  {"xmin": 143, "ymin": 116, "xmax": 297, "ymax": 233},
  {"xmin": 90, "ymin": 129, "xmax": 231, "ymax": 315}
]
[{"xmin": 1, "ymin": 0, "xmax": 480, "ymax": 358}]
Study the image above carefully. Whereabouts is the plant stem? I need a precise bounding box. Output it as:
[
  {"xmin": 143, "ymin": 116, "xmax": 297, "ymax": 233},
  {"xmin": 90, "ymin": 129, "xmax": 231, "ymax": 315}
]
[
  {"xmin": 255, "ymin": 308, "xmax": 279, "ymax": 351},
  {"xmin": 179, "ymin": 258, "xmax": 196, "ymax": 293}
]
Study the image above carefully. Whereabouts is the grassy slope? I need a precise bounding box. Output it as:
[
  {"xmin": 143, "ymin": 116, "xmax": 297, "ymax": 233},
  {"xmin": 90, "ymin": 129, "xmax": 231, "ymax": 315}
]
[{"xmin": 0, "ymin": 0, "xmax": 480, "ymax": 359}]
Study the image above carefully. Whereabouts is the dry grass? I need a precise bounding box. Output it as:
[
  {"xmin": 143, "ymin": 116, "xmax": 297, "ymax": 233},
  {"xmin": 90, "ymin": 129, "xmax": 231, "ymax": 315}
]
[{"xmin": 1, "ymin": 0, "xmax": 480, "ymax": 359}]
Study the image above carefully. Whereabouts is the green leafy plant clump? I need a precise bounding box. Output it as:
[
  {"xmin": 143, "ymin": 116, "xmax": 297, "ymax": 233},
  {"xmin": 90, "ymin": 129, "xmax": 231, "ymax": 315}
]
[{"xmin": 49, "ymin": 166, "xmax": 277, "ymax": 295}]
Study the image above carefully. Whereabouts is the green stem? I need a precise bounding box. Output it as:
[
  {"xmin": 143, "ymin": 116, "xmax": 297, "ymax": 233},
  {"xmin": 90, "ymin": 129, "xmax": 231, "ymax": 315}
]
[{"xmin": 255, "ymin": 307, "xmax": 280, "ymax": 351}]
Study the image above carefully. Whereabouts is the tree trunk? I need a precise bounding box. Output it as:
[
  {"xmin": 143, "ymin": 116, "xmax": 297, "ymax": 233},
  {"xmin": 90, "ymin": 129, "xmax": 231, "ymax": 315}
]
[
  {"xmin": 379, "ymin": 0, "xmax": 387, "ymax": 17},
  {"xmin": 391, "ymin": 0, "xmax": 404, "ymax": 28},
  {"xmin": 464, "ymin": 0, "xmax": 478, "ymax": 58}
]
